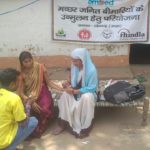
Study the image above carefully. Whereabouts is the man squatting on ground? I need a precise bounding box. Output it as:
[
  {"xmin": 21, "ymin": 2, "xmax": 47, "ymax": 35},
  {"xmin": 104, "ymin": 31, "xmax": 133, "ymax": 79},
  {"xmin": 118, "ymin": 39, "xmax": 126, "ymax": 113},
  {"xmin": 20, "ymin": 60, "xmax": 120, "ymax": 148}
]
[{"xmin": 0, "ymin": 68, "xmax": 38, "ymax": 150}]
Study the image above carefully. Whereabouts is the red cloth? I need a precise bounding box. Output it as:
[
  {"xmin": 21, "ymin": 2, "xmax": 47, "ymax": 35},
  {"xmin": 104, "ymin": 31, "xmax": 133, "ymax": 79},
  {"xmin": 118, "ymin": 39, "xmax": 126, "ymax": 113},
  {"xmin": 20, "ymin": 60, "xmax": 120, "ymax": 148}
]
[{"xmin": 31, "ymin": 81, "xmax": 54, "ymax": 138}]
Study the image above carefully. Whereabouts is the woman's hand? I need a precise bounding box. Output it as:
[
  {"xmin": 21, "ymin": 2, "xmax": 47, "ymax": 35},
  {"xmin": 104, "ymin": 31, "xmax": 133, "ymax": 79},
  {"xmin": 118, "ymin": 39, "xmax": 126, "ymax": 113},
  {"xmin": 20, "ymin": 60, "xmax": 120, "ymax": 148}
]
[
  {"xmin": 65, "ymin": 88, "xmax": 80, "ymax": 95},
  {"xmin": 22, "ymin": 95, "xmax": 29, "ymax": 104},
  {"xmin": 65, "ymin": 88, "xmax": 79, "ymax": 95},
  {"xmin": 32, "ymin": 102, "xmax": 41, "ymax": 114},
  {"xmin": 62, "ymin": 81, "xmax": 71, "ymax": 88},
  {"xmin": 56, "ymin": 87, "xmax": 64, "ymax": 93},
  {"xmin": 65, "ymin": 88, "xmax": 74, "ymax": 95}
]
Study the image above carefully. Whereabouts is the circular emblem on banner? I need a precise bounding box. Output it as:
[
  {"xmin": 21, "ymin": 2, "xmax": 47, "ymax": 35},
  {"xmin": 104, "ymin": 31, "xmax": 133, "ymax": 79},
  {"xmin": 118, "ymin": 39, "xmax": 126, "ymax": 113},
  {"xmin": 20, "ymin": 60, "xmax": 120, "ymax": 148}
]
[
  {"xmin": 102, "ymin": 29, "xmax": 113, "ymax": 39},
  {"xmin": 78, "ymin": 29, "xmax": 91, "ymax": 40}
]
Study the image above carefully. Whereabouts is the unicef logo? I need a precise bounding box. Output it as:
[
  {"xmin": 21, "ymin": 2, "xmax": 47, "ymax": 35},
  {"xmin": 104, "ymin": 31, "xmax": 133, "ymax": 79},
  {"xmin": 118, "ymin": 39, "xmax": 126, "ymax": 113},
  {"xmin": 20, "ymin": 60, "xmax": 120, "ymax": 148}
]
[{"xmin": 102, "ymin": 29, "xmax": 113, "ymax": 39}]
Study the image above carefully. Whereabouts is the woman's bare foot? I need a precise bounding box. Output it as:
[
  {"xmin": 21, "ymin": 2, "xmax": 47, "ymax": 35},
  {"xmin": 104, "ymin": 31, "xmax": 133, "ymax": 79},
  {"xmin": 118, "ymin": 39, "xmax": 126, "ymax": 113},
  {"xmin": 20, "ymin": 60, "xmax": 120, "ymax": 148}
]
[
  {"xmin": 52, "ymin": 125, "xmax": 65, "ymax": 135},
  {"xmin": 76, "ymin": 132, "xmax": 89, "ymax": 139}
]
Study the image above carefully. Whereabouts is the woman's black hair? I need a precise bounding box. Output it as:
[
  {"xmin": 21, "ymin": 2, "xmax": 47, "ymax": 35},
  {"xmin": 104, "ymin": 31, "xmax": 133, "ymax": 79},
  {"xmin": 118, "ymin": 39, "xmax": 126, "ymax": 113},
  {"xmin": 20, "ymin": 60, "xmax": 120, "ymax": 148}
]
[
  {"xmin": 0, "ymin": 68, "xmax": 20, "ymax": 88},
  {"xmin": 19, "ymin": 51, "xmax": 33, "ymax": 66}
]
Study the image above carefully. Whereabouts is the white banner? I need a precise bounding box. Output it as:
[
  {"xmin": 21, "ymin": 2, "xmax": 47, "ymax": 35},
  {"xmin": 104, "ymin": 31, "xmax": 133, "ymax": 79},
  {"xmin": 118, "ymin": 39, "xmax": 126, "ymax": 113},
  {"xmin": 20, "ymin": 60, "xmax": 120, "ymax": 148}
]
[{"xmin": 52, "ymin": 0, "xmax": 149, "ymax": 43}]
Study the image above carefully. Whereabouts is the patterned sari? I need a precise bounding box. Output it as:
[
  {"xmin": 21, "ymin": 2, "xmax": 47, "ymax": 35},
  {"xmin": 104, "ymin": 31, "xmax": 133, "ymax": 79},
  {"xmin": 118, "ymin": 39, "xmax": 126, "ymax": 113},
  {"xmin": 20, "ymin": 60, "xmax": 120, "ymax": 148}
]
[{"xmin": 21, "ymin": 62, "xmax": 53, "ymax": 138}]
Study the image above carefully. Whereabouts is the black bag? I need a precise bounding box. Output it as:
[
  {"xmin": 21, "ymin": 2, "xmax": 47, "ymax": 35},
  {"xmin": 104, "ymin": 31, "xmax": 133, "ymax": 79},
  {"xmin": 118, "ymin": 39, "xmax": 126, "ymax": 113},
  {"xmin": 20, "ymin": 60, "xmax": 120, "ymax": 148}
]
[
  {"xmin": 125, "ymin": 84, "xmax": 145, "ymax": 101},
  {"xmin": 103, "ymin": 81, "xmax": 145, "ymax": 104},
  {"xmin": 103, "ymin": 81, "xmax": 131, "ymax": 104}
]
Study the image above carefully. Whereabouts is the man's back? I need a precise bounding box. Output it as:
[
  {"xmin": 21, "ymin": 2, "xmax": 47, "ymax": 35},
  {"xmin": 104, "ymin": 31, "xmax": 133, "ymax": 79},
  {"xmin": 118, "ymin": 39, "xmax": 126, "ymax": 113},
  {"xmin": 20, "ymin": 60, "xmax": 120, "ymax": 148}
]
[{"xmin": 0, "ymin": 88, "xmax": 26, "ymax": 149}]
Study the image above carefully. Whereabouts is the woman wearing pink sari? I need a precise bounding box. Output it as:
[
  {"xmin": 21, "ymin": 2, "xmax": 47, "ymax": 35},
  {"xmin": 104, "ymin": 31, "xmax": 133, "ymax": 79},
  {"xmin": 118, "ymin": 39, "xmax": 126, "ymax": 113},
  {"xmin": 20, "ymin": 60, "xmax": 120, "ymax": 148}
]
[{"xmin": 18, "ymin": 51, "xmax": 62, "ymax": 138}]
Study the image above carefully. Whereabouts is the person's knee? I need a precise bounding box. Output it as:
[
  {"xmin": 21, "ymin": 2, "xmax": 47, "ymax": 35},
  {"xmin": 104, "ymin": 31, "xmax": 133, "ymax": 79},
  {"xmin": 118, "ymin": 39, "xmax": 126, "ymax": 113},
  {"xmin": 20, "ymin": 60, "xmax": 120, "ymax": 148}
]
[
  {"xmin": 28, "ymin": 117, "xmax": 38, "ymax": 129},
  {"xmin": 58, "ymin": 92, "xmax": 70, "ymax": 105},
  {"xmin": 61, "ymin": 92, "xmax": 69, "ymax": 99},
  {"xmin": 81, "ymin": 93, "xmax": 91, "ymax": 101},
  {"xmin": 81, "ymin": 93, "xmax": 95, "ymax": 105}
]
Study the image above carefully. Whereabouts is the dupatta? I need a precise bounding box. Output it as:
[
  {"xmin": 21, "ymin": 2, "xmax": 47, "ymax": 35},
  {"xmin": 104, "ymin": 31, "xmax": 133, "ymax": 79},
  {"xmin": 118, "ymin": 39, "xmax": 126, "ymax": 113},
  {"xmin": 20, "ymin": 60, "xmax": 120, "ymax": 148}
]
[{"xmin": 23, "ymin": 62, "xmax": 44, "ymax": 102}]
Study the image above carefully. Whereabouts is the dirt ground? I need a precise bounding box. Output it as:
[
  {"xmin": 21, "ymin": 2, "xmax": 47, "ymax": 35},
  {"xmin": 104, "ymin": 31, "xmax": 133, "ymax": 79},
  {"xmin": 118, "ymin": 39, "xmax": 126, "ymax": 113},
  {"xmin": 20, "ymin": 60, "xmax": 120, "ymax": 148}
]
[{"xmin": 22, "ymin": 64, "xmax": 150, "ymax": 150}]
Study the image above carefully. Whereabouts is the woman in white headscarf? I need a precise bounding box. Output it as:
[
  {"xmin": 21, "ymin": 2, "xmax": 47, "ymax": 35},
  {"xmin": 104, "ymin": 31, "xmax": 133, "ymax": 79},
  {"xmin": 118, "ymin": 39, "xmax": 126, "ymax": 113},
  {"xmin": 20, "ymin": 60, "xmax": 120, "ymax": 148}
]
[{"xmin": 53, "ymin": 48, "xmax": 98, "ymax": 138}]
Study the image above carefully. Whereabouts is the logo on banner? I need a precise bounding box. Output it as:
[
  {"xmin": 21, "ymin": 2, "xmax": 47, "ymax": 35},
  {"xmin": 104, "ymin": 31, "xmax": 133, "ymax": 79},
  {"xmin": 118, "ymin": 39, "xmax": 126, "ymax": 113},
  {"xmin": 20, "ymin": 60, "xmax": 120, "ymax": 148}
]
[
  {"xmin": 88, "ymin": 0, "xmax": 114, "ymax": 6},
  {"xmin": 102, "ymin": 29, "xmax": 113, "ymax": 39},
  {"xmin": 118, "ymin": 28, "xmax": 145, "ymax": 40},
  {"xmin": 78, "ymin": 29, "xmax": 91, "ymax": 40},
  {"xmin": 55, "ymin": 28, "xmax": 66, "ymax": 38}
]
